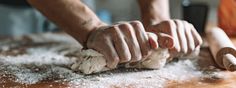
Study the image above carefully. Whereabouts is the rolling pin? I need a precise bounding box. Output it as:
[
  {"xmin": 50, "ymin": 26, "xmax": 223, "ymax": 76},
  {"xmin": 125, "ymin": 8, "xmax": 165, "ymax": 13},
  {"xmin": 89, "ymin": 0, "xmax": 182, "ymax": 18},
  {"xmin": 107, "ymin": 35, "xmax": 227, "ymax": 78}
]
[{"xmin": 206, "ymin": 27, "xmax": 236, "ymax": 71}]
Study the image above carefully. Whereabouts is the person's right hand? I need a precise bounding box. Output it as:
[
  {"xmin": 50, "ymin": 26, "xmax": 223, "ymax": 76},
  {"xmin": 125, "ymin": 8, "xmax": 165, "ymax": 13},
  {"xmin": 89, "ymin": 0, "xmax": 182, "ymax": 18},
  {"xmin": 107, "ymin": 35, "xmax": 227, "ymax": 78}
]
[
  {"xmin": 86, "ymin": 21, "xmax": 158, "ymax": 69},
  {"xmin": 147, "ymin": 20, "xmax": 203, "ymax": 58}
]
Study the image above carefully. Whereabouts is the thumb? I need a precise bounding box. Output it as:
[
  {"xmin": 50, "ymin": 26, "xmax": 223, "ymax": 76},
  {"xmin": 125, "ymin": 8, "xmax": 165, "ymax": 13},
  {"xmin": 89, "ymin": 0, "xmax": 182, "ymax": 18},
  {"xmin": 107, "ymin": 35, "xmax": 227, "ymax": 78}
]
[
  {"xmin": 146, "ymin": 32, "xmax": 158, "ymax": 49},
  {"xmin": 157, "ymin": 33, "xmax": 174, "ymax": 49}
]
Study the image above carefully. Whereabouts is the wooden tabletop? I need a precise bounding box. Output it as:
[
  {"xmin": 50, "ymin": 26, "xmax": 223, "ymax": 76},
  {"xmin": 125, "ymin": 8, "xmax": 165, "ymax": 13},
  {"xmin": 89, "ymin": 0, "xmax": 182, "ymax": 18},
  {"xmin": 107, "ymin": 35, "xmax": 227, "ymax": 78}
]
[{"xmin": 0, "ymin": 34, "xmax": 236, "ymax": 88}]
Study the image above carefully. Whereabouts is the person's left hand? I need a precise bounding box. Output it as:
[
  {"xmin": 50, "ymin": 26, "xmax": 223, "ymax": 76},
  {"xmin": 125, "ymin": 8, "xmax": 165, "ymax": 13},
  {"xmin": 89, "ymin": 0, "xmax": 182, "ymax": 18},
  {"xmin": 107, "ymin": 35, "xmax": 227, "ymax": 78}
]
[
  {"xmin": 146, "ymin": 19, "xmax": 203, "ymax": 58},
  {"xmin": 86, "ymin": 21, "xmax": 158, "ymax": 69}
]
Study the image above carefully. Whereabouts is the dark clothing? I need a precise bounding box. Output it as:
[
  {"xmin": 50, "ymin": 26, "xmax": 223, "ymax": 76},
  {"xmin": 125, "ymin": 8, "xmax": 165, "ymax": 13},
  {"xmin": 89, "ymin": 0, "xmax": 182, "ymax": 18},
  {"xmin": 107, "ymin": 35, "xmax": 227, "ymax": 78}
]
[{"xmin": 0, "ymin": 0, "xmax": 31, "ymax": 7}]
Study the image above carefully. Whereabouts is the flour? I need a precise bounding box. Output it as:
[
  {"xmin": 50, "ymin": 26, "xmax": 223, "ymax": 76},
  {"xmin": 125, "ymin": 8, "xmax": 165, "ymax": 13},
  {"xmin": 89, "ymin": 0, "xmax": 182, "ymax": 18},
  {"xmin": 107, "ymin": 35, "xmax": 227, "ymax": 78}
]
[
  {"xmin": 70, "ymin": 60, "xmax": 202, "ymax": 88},
  {"xmin": 0, "ymin": 46, "xmax": 79, "ymax": 84},
  {"xmin": 0, "ymin": 33, "xmax": 204, "ymax": 88}
]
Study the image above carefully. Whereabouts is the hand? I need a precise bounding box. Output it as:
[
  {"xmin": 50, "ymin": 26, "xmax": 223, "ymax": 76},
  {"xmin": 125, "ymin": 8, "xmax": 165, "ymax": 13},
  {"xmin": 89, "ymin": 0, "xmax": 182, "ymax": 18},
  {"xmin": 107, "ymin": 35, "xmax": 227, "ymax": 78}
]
[
  {"xmin": 147, "ymin": 19, "xmax": 203, "ymax": 57},
  {"xmin": 86, "ymin": 21, "xmax": 158, "ymax": 69}
]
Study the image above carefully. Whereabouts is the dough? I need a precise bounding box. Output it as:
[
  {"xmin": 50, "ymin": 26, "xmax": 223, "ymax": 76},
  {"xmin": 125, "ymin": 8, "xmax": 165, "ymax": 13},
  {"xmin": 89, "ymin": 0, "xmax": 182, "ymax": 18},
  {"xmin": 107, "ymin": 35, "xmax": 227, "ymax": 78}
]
[{"xmin": 71, "ymin": 49, "xmax": 170, "ymax": 74}]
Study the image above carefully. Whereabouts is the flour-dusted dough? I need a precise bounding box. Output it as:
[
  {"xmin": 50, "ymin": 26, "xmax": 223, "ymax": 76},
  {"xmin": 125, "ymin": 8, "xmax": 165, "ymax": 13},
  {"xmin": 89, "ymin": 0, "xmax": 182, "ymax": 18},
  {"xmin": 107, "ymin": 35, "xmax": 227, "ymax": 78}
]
[{"xmin": 71, "ymin": 49, "xmax": 170, "ymax": 74}]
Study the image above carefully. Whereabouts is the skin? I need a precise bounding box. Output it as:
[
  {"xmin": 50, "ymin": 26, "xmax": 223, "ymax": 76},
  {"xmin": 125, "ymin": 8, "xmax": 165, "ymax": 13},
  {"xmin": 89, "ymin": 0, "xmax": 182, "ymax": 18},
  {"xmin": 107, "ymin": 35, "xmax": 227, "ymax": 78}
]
[
  {"xmin": 27, "ymin": 0, "xmax": 202, "ymax": 68},
  {"xmin": 138, "ymin": 0, "xmax": 203, "ymax": 57},
  {"xmin": 27, "ymin": 0, "xmax": 158, "ymax": 69},
  {"xmin": 86, "ymin": 22, "xmax": 158, "ymax": 68}
]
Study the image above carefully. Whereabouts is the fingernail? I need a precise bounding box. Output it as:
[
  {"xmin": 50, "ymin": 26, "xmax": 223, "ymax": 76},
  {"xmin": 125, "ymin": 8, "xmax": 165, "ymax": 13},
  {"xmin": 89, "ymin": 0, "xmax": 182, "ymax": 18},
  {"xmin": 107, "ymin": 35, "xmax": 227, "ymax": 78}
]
[
  {"xmin": 107, "ymin": 61, "xmax": 115, "ymax": 69},
  {"xmin": 159, "ymin": 38, "xmax": 169, "ymax": 48},
  {"xmin": 158, "ymin": 33, "xmax": 174, "ymax": 48},
  {"xmin": 164, "ymin": 39, "xmax": 169, "ymax": 45},
  {"xmin": 149, "ymin": 39, "xmax": 157, "ymax": 49},
  {"xmin": 164, "ymin": 37, "xmax": 174, "ymax": 48}
]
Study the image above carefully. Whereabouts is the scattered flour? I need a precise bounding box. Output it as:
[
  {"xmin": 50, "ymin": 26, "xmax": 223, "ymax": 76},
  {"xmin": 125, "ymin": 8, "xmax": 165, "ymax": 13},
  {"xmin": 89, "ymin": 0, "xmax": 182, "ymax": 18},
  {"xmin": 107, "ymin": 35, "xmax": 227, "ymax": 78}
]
[
  {"xmin": 70, "ymin": 60, "xmax": 202, "ymax": 88},
  {"xmin": 0, "ymin": 33, "xmax": 203, "ymax": 88}
]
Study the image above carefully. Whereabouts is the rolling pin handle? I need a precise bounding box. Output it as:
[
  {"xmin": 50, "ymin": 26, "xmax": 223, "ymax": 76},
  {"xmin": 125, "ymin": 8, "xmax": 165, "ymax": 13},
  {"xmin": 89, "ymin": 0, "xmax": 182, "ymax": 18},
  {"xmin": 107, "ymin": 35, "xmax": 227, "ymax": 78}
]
[{"xmin": 223, "ymin": 54, "xmax": 236, "ymax": 71}]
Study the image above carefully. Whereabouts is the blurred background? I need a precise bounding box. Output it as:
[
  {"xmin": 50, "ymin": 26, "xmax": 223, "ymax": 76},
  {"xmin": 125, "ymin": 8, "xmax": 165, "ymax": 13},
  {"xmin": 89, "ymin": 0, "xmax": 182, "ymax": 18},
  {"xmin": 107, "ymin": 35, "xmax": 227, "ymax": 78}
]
[
  {"xmin": 0, "ymin": 0, "xmax": 222, "ymax": 36},
  {"xmin": 95, "ymin": 0, "xmax": 218, "ymax": 23}
]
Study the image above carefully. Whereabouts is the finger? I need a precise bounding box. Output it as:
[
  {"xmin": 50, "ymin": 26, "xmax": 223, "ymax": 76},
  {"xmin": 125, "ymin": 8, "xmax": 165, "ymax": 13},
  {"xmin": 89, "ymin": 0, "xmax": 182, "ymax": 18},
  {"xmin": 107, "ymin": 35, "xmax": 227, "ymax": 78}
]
[
  {"xmin": 147, "ymin": 32, "xmax": 158, "ymax": 49},
  {"xmin": 97, "ymin": 37, "xmax": 119, "ymax": 69},
  {"xmin": 183, "ymin": 22, "xmax": 195, "ymax": 53},
  {"xmin": 175, "ymin": 20, "xmax": 188, "ymax": 54},
  {"xmin": 119, "ymin": 23, "xmax": 142, "ymax": 62},
  {"xmin": 157, "ymin": 33, "xmax": 174, "ymax": 48},
  {"xmin": 148, "ymin": 21, "xmax": 175, "ymax": 48},
  {"xmin": 154, "ymin": 20, "xmax": 175, "ymax": 36},
  {"xmin": 112, "ymin": 26, "xmax": 132, "ymax": 63},
  {"xmin": 167, "ymin": 20, "xmax": 181, "ymax": 53},
  {"xmin": 130, "ymin": 21, "xmax": 151, "ymax": 58},
  {"xmin": 190, "ymin": 24, "xmax": 203, "ymax": 48}
]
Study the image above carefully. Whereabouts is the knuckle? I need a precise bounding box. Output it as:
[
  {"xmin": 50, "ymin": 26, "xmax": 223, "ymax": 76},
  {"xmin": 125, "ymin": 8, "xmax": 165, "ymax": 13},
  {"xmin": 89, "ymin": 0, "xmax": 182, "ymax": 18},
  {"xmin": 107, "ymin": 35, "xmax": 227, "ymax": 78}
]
[
  {"xmin": 166, "ymin": 20, "xmax": 176, "ymax": 30},
  {"xmin": 182, "ymin": 20, "xmax": 188, "ymax": 23},
  {"xmin": 161, "ymin": 20, "xmax": 170, "ymax": 25},
  {"xmin": 174, "ymin": 19, "xmax": 182, "ymax": 25},
  {"xmin": 130, "ymin": 21, "xmax": 144, "ymax": 30},
  {"xmin": 189, "ymin": 24, "xmax": 196, "ymax": 30},
  {"xmin": 112, "ymin": 25, "xmax": 119, "ymax": 29},
  {"xmin": 189, "ymin": 23, "xmax": 194, "ymax": 27},
  {"xmin": 158, "ymin": 20, "xmax": 173, "ymax": 32},
  {"xmin": 174, "ymin": 19, "xmax": 181, "ymax": 22},
  {"xmin": 108, "ymin": 26, "xmax": 119, "ymax": 34},
  {"xmin": 130, "ymin": 20, "xmax": 142, "ymax": 26},
  {"xmin": 119, "ymin": 23, "xmax": 131, "ymax": 29},
  {"xmin": 169, "ymin": 20, "xmax": 176, "ymax": 26},
  {"xmin": 111, "ymin": 25, "xmax": 118, "ymax": 30},
  {"xmin": 183, "ymin": 21, "xmax": 189, "ymax": 25},
  {"xmin": 119, "ymin": 23, "xmax": 133, "ymax": 33}
]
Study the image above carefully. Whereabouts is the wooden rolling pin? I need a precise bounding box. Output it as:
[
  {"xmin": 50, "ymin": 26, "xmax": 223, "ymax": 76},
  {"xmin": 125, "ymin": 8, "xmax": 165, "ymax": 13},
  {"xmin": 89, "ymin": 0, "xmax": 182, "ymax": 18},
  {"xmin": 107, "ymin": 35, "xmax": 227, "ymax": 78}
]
[{"xmin": 206, "ymin": 27, "xmax": 236, "ymax": 71}]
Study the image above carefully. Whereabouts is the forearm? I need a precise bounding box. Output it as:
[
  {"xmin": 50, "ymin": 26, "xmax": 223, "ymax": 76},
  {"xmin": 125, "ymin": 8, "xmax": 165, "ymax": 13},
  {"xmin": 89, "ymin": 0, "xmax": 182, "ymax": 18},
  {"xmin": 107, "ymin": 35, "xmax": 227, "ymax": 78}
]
[
  {"xmin": 138, "ymin": 0, "xmax": 170, "ymax": 28},
  {"xmin": 27, "ymin": 0, "xmax": 105, "ymax": 46}
]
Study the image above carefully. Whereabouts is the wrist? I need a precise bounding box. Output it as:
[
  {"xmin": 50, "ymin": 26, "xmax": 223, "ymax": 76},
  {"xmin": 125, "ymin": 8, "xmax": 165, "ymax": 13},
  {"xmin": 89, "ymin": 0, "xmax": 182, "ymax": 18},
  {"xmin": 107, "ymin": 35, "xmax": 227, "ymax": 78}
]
[
  {"xmin": 141, "ymin": 12, "xmax": 170, "ymax": 29},
  {"xmin": 142, "ymin": 16, "xmax": 162, "ymax": 29},
  {"xmin": 82, "ymin": 21, "xmax": 108, "ymax": 48},
  {"xmin": 68, "ymin": 20, "xmax": 107, "ymax": 48},
  {"xmin": 138, "ymin": 0, "xmax": 170, "ymax": 29}
]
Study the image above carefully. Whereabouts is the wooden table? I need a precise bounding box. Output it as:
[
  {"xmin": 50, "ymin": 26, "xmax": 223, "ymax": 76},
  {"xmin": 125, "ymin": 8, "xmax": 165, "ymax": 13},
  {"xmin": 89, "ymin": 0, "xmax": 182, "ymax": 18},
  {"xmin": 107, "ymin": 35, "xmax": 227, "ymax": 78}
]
[
  {"xmin": 166, "ymin": 37, "xmax": 236, "ymax": 88},
  {"xmin": 0, "ymin": 33, "xmax": 236, "ymax": 88}
]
